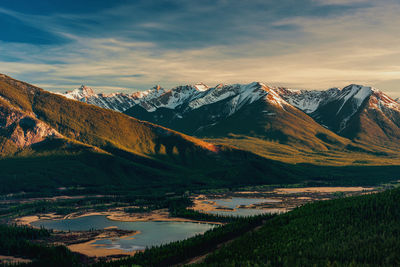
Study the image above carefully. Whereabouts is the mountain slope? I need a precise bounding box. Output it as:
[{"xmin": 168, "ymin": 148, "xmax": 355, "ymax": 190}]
[
  {"xmin": 1, "ymin": 74, "xmax": 400, "ymax": 196},
  {"xmin": 197, "ymin": 187, "xmax": 400, "ymax": 266},
  {"xmin": 0, "ymin": 74, "xmax": 320, "ymax": 194},
  {"xmin": 0, "ymin": 74, "xmax": 219, "ymax": 160},
  {"xmin": 125, "ymin": 82, "xmax": 349, "ymax": 151},
  {"xmin": 64, "ymin": 82, "xmax": 400, "ymax": 150},
  {"xmin": 60, "ymin": 81, "xmax": 400, "ymax": 163},
  {"xmin": 278, "ymin": 85, "xmax": 400, "ymax": 147},
  {"xmin": 62, "ymin": 84, "xmax": 167, "ymax": 112},
  {"xmin": 0, "ymin": 96, "xmax": 60, "ymax": 155}
]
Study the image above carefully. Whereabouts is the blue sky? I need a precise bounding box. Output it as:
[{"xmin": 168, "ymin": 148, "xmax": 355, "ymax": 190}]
[{"xmin": 0, "ymin": 0, "xmax": 399, "ymax": 95}]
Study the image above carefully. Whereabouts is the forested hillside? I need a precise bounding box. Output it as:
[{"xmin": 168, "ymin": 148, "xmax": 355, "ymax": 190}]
[{"xmin": 195, "ymin": 188, "xmax": 400, "ymax": 266}]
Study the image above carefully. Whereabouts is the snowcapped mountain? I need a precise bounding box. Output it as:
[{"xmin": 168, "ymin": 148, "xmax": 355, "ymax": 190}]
[
  {"xmin": 278, "ymin": 84, "xmax": 400, "ymax": 144},
  {"xmin": 277, "ymin": 85, "xmax": 375, "ymax": 132},
  {"xmin": 63, "ymin": 81, "xmax": 400, "ymax": 148},
  {"xmin": 125, "ymin": 81, "xmax": 289, "ymax": 125},
  {"xmin": 63, "ymin": 85, "xmax": 138, "ymax": 112},
  {"xmin": 62, "ymin": 82, "xmax": 286, "ymax": 114},
  {"xmin": 63, "ymin": 84, "xmax": 168, "ymax": 112},
  {"xmin": 124, "ymin": 82, "xmax": 347, "ymax": 150}
]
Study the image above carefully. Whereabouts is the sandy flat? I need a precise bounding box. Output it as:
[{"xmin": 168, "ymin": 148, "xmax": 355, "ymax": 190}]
[
  {"xmin": 68, "ymin": 231, "xmax": 141, "ymax": 257},
  {"xmin": 68, "ymin": 239, "xmax": 139, "ymax": 257},
  {"xmin": 236, "ymin": 191, "xmax": 261, "ymax": 194},
  {"xmin": 15, "ymin": 213, "xmax": 63, "ymax": 226},
  {"xmin": 274, "ymin": 187, "xmax": 374, "ymax": 194}
]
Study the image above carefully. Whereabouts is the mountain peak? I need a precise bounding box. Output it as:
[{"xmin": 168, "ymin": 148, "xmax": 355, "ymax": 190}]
[
  {"xmin": 194, "ymin": 83, "xmax": 209, "ymax": 91},
  {"xmin": 78, "ymin": 85, "xmax": 95, "ymax": 96},
  {"xmin": 63, "ymin": 85, "xmax": 95, "ymax": 100},
  {"xmin": 153, "ymin": 85, "xmax": 163, "ymax": 91}
]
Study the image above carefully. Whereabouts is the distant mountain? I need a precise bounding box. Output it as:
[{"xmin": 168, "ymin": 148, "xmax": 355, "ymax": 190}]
[
  {"xmin": 62, "ymin": 82, "xmax": 400, "ymax": 150},
  {"xmin": 62, "ymin": 83, "xmax": 209, "ymax": 112},
  {"xmin": 278, "ymin": 85, "xmax": 400, "ymax": 146},
  {"xmin": 62, "ymin": 85, "xmax": 138, "ymax": 112},
  {"xmin": 125, "ymin": 82, "xmax": 347, "ymax": 150}
]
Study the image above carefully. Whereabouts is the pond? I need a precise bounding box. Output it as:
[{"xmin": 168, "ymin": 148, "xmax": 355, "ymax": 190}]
[
  {"xmin": 205, "ymin": 197, "xmax": 283, "ymax": 216},
  {"xmin": 31, "ymin": 215, "xmax": 215, "ymax": 251}
]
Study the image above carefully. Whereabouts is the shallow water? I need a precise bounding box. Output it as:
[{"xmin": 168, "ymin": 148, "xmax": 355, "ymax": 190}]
[
  {"xmin": 32, "ymin": 215, "xmax": 214, "ymax": 251},
  {"xmin": 209, "ymin": 197, "xmax": 280, "ymax": 209},
  {"xmin": 206, "ymin": 197, "xmax": 282, "ymax": 216},
  {"xmin": 208, "ymin": 208, "xmax": 282, "ymax": 216}
]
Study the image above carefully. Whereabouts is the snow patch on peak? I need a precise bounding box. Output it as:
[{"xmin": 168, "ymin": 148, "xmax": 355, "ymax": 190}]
[
  {"xmin": 352, "ymin": 86, "xmax": 372, "ymax": 104},
  {"xmin": 264, "ymin": 87, "xmax": 288, "ymax": 108},
  {"xmin": 64, "ymin": 85, "xmax": 96, "ymax": 100},
  {"xmin": 79, "ymin": 85, "xmax": 95, "ymax": 95},
  {"xmin": 131, "ymin": 85, "xmax": 165, "ymax": 101},
  {"xmin": 194, "ymin": 83, "xmax": 209, "ymax": 92},
  {"xmin": 336, "ymin": 85, "xmax": 372, "ymax": 115},
  {"xmin": 369, "ymin": 88, "xmax": 400, "ymax": 112}
]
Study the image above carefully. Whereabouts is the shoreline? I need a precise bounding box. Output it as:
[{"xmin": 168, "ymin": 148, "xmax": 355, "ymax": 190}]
[
  {"xmin": 13, "ymin": 209, "xmax": 221, "ymax": 258},
  {"xmin": 67, "ymin": 230, "xmax": 142, "ymax": 258},
  {"xmin": 14, "ymin": 209, "xmax": 223, "ymax": 227},
  {"xmin": 12, "ymin": 186, "xmax": 377, "ymax": 259}
]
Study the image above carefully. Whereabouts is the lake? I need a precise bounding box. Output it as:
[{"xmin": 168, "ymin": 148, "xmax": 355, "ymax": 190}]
[
  {"xmin": 205, "ymin": 197, "xmax": 283, "ymax": 216},
  {"xmin": 32, "ymin": 215, "xmax": 214, "ymax": 251}
]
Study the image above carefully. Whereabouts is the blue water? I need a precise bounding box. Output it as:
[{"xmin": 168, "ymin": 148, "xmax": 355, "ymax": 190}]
[
  {"xmin": 208, "ymin": 208, "xmax": 283, "ymax": 216},
  {"xmin": 206, "ymin": 197, "xmax": 282, "ymax": 216},
  {"xmin": 32, "ymin": 215, "xmax": 214, "ymax": 251},
  {"xmin": 209, "ymin": 197, "xmax": 280, "ymax": 209}
]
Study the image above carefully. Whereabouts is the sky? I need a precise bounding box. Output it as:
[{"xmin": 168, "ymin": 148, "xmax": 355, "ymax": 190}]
[{"xmin": 0, "ymin": 0, "xmax": 399, "ymax": 96}]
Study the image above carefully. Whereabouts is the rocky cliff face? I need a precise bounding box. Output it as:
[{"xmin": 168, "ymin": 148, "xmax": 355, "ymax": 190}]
[{"xmin": 0, "ymin": 98, "xmax": 60, "ymax": 153}]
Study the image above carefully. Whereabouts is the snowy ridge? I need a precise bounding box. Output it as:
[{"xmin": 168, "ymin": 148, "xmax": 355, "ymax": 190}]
[
  {"xmin": 369, "ymin": 88, "xmax": 400, "ymax": 112},
  {"xmin": 278, "ymin": 84, "xmax": 400, "ymax": 132},
  {"xmin": 62, "ymin": 82, "xmax": 284, "ymax": 115},
  {"xmin": 63, "ymin": 85, "xmax": 96, "ymax": 100},
  {"xmin": 277, "ymin": 87, "xmax": 336, "ymax": 114},
  {"xmin": 277, "ymin": 85, "xmax": 375, "ymax": 116},
  {"xmin": 140, "ymin": 85, "xmax": 208, "ymax": 112},
  {"xmin": 63, "ymin": 85, "xmax": 138, "ymax": 112},
  {"xmin": 283, "ymin": 85, "xmax": 371, "ymax": 130},
  {"xmin": 334, "ymin": 85, "xmax": 372, "ymax": 115},
  {"xmin": 188, "ymin": 82, "xmax": 269, "ymax": 110},
  {"xmin": 63, "ymin": 82, "xmax": 400, "ymax": 136}
]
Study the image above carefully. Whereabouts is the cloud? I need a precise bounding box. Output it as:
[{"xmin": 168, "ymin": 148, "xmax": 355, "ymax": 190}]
[
  {"xmin": 312, "ymin": 0, "xmax": 371, "ymax": 5},
  {"xmin": 0, "ymin": 0, "xmax": 399, "ymax": 96}
]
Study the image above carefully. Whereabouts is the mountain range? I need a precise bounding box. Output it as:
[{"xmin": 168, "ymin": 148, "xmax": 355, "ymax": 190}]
[
  {"xmin": 63, "ymin": 82, "xmax": 400, "ymax": 163},
  {"xmin": 0, "ymin": 73, "xmax": 399, "ymax": 195},
  {"xmin": 0, "ymin": 74, "xmax": 309, "ymax": 195}
]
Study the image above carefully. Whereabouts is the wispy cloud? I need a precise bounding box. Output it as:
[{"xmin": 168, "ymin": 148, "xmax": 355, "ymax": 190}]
[{"xmin": 0, "ymin": 0, "xmax": 399, "ymax": 96}]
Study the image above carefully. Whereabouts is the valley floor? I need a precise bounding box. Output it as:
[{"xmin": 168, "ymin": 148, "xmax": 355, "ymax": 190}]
[
  {"xmin": 2, "ymin": 185, "xmax": 382, "ymax": 263},
  {"xmin": 206, "ymin": 136, "xmax": 400, "ymax": 166}
]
